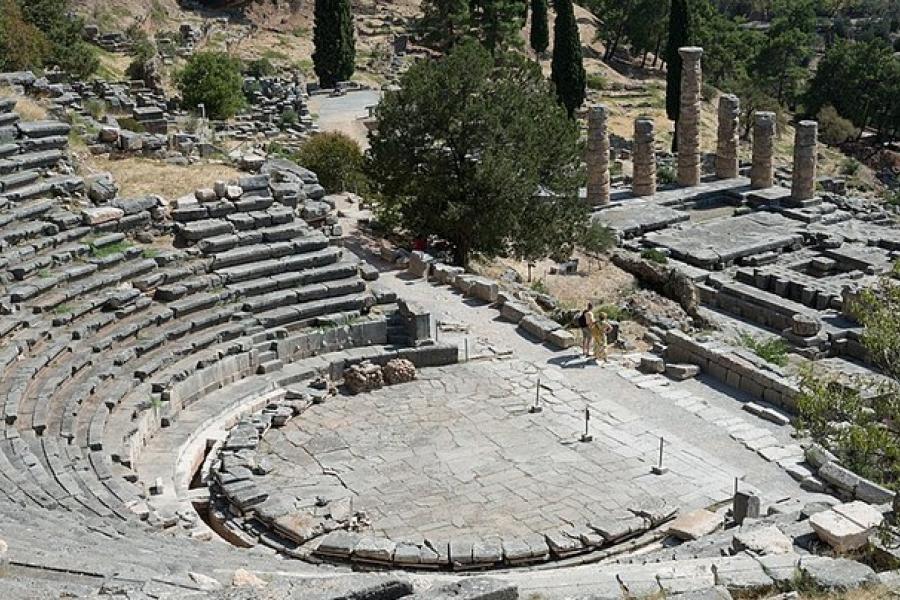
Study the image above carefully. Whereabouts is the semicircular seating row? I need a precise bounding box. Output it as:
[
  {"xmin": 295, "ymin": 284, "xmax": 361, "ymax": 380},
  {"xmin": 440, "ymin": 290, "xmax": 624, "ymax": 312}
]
[{"xmin": 0, "ymin": 100, "xmax": 406, "ymax": 534}]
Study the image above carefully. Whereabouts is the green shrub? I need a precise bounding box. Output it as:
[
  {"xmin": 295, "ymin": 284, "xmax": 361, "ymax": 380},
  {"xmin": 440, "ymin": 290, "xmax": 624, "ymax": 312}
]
[
  {"xmin": 84, "ymin": 99, "xmax": 105, "ymax": 120},
  {"xmin": 530, "ymin": 279, "xmax": 550, "ymax": 294},
  {"xmin": 578, "ymin": 222, "xmax": 616, "ymax": 256},
  {"xmin": 657, "ymin": 164, "xmax": 677, "ymax": 185},
  {"xmin": 840, "ymin": 157, "xmax": 861, "ymax": 176},
  {"xmin": 586, "ymin": 73, "xmax": 606, "ymax": 91},
  {"xmin": 246, "ymin": 57, "xmax": 276, "ymax": 78},
  {"xmin": 177, "ymin": 51, "xmax": 246, "ymax": 120},
  {"xmin": 278, "ymin": 109, "xmax": 299, "ymax": 128},
  {"xmin": 126, "ymin": 38, "xmax": 157, "ymax": 81},
  {"xmin": 817, "ymin": 105, "xmax": 857, "ymax": 146},
  {"xmin": 594, "ymin": 303, "xmax": 630, "ymax": 322},
  {"xmin": 117, "ymin": 117, "xmax": 145, "ymax": 133},
  {"xmin": 640, "ymin": 248, "xmax": 668, "ymax": 264},
  {"xmin": 737, "ymin": 332, "xmax": 789, "ymax": 367},
  {"xmin": 295, "ymin": 131, "xmax": 367, "ymax": 193},
  {"xmin": 21, "ymin": 0, "xmax": 98, "ymax": 79},
  {"xmin": 0, "ymin": 0, "xmax": 50, "ymax": 72}
]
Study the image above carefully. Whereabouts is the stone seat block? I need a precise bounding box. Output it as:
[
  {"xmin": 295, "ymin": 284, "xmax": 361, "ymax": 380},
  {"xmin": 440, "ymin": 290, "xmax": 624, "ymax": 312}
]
[{"xmin": 517, "ymin": 314, "xmax": 562, "ymax": 341}]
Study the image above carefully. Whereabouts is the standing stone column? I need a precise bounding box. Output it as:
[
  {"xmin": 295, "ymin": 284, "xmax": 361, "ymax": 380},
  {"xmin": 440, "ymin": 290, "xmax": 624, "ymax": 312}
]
[
  {"xmin": 632, "ymin": 118, "xmax": 656, "ymax": 197},
  {"xmin": 750, "ymin": 111, "xmax": 776, "ymax": 189},
  {"xmin": 676, "ymin": 46, "xmax": 703, "ymax": 187},
  {"xmin": 715, "ymin": 94, "xmax": 740, "ymax": 179},
  {"xmin": 587, "ymin": 104, "xmax": 611, "ymax": 206},
  {"xmin": 791, "ymin": 120, "xmax": 818, "ymax": 201}
]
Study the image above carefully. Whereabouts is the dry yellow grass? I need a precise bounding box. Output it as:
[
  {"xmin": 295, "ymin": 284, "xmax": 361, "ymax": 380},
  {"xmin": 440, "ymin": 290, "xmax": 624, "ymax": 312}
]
[
  {"xmin": 0, "ymin": 86, "xmax": 49, "ymax": 121},
  {"xmin": 76, "ymin": 156, "xmax": 242, "ymax": 200},
  {"xmin": 474, "ymin": 252, "xmax": 636, "ymax": 311}
]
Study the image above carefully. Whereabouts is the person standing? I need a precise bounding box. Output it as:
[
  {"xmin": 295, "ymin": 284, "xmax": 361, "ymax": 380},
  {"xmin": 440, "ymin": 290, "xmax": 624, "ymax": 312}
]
[
  {"xmin": 578, "ymin": 302, "xmax": 595, "ymax": 357},
  {"xmin": 592, "ymin": 311, "xmax": 613, "ymax": 361}
]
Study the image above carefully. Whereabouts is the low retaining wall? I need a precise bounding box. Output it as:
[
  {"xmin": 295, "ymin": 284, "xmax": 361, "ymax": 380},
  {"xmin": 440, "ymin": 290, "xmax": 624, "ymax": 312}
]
[
  {"xmin": 407, "ymin": 254, "xmax": 576, "ymax": 351},
  {"xmin": 664, "ymin": 329, "xmax": 801, "ymax": 411}
]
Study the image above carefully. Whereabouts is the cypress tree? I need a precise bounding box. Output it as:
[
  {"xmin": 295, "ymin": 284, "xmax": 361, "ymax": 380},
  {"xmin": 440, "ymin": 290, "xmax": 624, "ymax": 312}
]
[
  {"xmin": 550, "ymin": 0, "xmax": 585, "ymax": 117},
  {"xmin": 530, "ymin": 0, "xmax": 549, "ymax": 55},
  {"xmin": 313, "ymin": 0, "xmax": 356, "ymax": 88},
  {"xmin": 665, "ymin": 0, "xmax": 690, "ymax": 148}
]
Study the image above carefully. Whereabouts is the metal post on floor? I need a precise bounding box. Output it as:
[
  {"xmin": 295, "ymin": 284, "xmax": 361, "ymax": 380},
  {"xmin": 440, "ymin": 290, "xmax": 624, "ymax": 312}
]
[
  {"xmin": 580, "ymin": 406, "xmax": 593, "ymax": 442},
  {"xmin": 464, "ymin": 338, "xmax": 469, "ymax": 362},
  {"xmin": 530, "ymin": 378, "xmax": 543, "ymax": 413},
  {"xmin": 651, "ymin": 436, "xmax": 668, "ymax": 474}
]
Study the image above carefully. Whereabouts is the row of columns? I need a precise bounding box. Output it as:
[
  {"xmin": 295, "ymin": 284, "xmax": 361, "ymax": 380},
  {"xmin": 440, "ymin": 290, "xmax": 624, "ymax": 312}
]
[{"xmin": 586, "ymin": 46, "xmax": 818, "ymax": 206}]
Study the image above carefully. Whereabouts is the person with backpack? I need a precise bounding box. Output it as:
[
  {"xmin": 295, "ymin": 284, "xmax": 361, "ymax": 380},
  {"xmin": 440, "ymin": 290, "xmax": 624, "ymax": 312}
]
[{"xmin": 578, "ymin": 302, "xmax": 595, "ymax": 357}]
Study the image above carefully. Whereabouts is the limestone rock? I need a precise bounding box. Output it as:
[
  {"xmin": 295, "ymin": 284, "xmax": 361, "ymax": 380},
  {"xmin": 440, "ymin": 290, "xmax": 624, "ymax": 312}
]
[
  {"xmin": 383, "ymin": 358, "xmax": 416, "ymax": 385},
  {"xmin": 232, "ymin": 569, "xmax": 266, "ymax": 587},
  {"xmin": 344, "ymin": 361, "xmax": 384, "ymax": 394},
  {"xmin": 732, "ymin": 524, "xmax": 793, "ymax": 555},
  {"xmin": 798, "ymin": 556, "xmax": 878, "ymax": 592},
  {"xmin": 809, "ymin": 501, "xmax": 883, "ymax": 552},
  {"xmin": 86, "ymin": 172, "xmax": 118, "ymax": 203},
  {"xmin": 667, "ymin": 508, "xmax": 721, "ymax": 540}
]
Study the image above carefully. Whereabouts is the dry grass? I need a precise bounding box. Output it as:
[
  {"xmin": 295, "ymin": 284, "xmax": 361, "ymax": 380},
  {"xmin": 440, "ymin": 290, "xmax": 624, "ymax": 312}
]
[
  {"xmin": 473, "ymin": 252, "xmax": 636, "ymax": 311},
  {"xmin": 0, "ymin": 86, "xmax": 49, "ymax": 121},
  {"xmin": 76, "ymin": 155, "xmax": 242, "ymax": 200}
]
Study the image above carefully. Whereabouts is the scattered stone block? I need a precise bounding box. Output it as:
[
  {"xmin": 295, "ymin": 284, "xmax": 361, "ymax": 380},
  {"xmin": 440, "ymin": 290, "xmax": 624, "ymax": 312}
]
[
  {"xmin": 82, "ymin": 206, "xmax": 124, "ymax": 225},
  {"xmin": 546, "ymin": 328, "xmax": 576, "ymax": 350},
  {"xmin": 640, "ymin": 355, "xmax": 665, "ymax": 374},
  {"xmin": 500, "ymin": 301, "xmax": 531, "ymax": 324},
  {"xmin": 517, "ymin": 314, "xmax": 561, "ymax": 342},
  {"xmin": 667, "ymin": 509, "xmax": 721, "ymax": 540},
  {"xmin": 408, "ymin": 251, "xmax": 433, "ymax": 278},
  {"xmin": 733, "ymin": 491, "xmax": 761, "ymax": 525},
  {"xmin": 409, "ymin": 577, "xmax": 517, "ymax": 600},
  {"xmin": 810, "ymin": 501, "xmax": 883, "ymax": 552},
  {"xmin": 732, "ymin": 524, "xmax": 793, "ymax": 555},
  {"xmin": 343, "ymin": 361, "xmax": 384, "ymax": 394},
  {"xmin": 798, "ymin": 556, "xmax": 879, "ymax": 592},
  {"xmin": 666, "ymin": 363, "xmax": 700, "ymax": 380}
]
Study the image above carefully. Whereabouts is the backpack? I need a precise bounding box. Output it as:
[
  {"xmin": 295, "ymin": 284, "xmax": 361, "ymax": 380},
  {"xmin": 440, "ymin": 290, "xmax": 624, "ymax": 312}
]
[{"xmin": 577, "ymin": 311, "xmax": 588, "ymax": 328}]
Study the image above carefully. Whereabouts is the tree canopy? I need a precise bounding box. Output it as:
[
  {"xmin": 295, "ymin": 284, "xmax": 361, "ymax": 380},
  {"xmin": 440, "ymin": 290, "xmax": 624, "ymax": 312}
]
[
  {"xmin": 177, "ymin": 52, "xmax": 246, "ymax": 120},
  {"xmin": 0, "ymin": 0, "xmax": 97, "ymax": 79},
  {"xmin": 419, "ymin": 0, "xmax": 527, "ymax": 52},
  {"xmin": 367, "ymin": 41, "xmax": 586, "ymax": 266},
  {"xmin": 312, "ymin": 0, "xmax": 356, "ymax": 88},
  {"xmin": 529, "ymin": 0, "xmax": 550, "ymax": 54},
  {"xmin": 550, "ymin": 0, "xmax": 586, "ymax": 117}
]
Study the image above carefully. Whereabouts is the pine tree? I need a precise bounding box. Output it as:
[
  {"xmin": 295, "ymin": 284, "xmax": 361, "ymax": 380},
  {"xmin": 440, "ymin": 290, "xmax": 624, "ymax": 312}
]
[
  {"xmin": 665, "ymin": 0, "xmax": 690, "ymax": 148},
  {"xmin": 530, "ymin": 0, "xmax": 549, "ymax": 54},
  {"xmin": 420, "ymin": 0, "xmax": 471, "ymax": 49},
  {"xmin": 312, "ymin": 0, "xmax": 356, "ymax": 88},
  {"xmin": 471, "ymin": 0, "xmax": 528, "ymax": 52},
  {"xmin": 550, "ymin": 0, "xmax": 585, "ymax": 117}
]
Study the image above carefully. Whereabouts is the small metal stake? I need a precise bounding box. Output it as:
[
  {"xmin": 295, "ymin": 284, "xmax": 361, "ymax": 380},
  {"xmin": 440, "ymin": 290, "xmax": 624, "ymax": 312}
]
[
  {"xmin": 580, "ymin": 406, "xmax": 593, "ymax": 442},
  {"xmin": 734, "ymin": 477, "xmax": 739, "ymax": 495},
  {"xmin": 464, "ymin": 338, "xmax": 469, "ymax": 362},
  {"xmin": 529, "ymin": 378, "xmax": 543, "ymax": 413},
  {"xmin": 651, "ymin": 436, "xmax": 668, "ymax": 474}
]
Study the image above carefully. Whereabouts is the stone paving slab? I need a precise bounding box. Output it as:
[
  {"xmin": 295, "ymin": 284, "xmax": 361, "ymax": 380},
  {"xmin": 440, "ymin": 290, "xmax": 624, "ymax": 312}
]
[{"xmin": 256, "ymin": 358, "xmax": 803, "ymax": 543}]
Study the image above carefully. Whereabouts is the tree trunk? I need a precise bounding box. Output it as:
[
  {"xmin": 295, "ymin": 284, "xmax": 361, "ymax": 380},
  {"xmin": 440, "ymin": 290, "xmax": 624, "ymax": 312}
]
[
  {"xmin": 671, "ymin": 122, "xmax": 678, "ymax": 153},
  {"xmin": 652, "ymin": 34, "xmax": 662, "ymax": 68}
]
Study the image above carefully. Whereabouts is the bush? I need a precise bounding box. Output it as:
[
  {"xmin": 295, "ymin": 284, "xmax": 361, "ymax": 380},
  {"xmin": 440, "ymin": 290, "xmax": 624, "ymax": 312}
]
[
  {"xmin": 117, "ymin": 117, "xmax": 145, "ymax": 133},
  {"xmin": 840, "ymin": 157, "xmax": 861, "ymax": 176},
  {"xmin": 640, "ymin": 248, "xmax": 668, "ymax": 264},
  {"xmin": 126, "ymin": 38, "xmax": 157, "ymax": 81},
  {"xmin": 586, "ymin": 73, "xmax": 607, "ymax": 91},
  {"xmin": 738, "ymin": 332, "xmax": 789, "ymax": 367},
  {"xmin": 0, "ymin": 0, "xmax": 50, "ymax": 72},
  {"xmin": 21, "ymin": 0, "xmax": 98, "ymax": 79},
  {"xmin": 657, "ymin": 164, "xmax": 677, "ymax": 185},
  {"xmin": 817, "ymin": 105, "xmax": 858, "ymax": 145},
  {"xmin": 177, "ymin": 52, "xmax": 246, "ymax": 120},
  {"xmin": 278, "ymin": 109, "xmax": 299, "ymax": 128},
  {"xmin": 578, "ymin": 221, "xmax": 616, "ymax": 257},
  {"xmin": 246, "ymin": 57, "xmax": 276, "ymax": 78},
  {"xmin": 295, "ymin": 132, "xmax": 366, "ymax": 193},
  {"xmin": 894, "ymin": 37, "xmax": 900, "ymax": 52}
]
